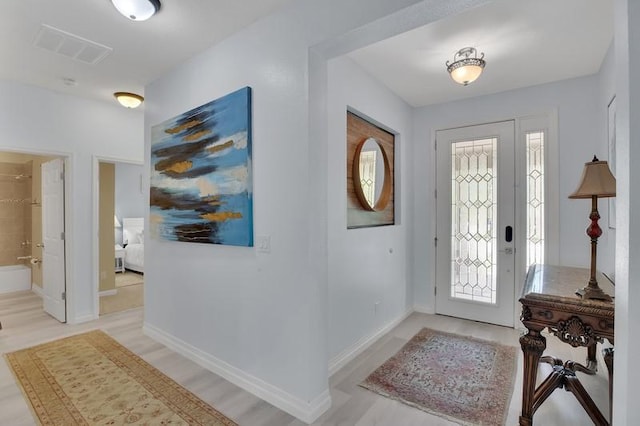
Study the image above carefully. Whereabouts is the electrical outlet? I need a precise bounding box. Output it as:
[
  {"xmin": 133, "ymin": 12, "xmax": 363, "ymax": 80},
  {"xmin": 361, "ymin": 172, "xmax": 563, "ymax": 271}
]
[{"xmin": 374, "ymin": 301, "xmax": 380, "ymax": 314}]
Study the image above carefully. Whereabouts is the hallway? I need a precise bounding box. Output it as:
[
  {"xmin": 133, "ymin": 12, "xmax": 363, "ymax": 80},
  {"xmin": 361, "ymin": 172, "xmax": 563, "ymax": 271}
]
[{"xmin": 0, "ymin": 290, "xmax": 611, "ymax": 425}]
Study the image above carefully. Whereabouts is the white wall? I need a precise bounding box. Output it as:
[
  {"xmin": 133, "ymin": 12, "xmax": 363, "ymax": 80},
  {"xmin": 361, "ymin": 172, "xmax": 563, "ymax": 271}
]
[
  {"xmin": 144, "ymin": 14, "xmax": 331, "ymax": 421},
  {"xmin": 0, "ymin": 80, "xmax": 143, "ymax": 322},
  {"xmin": 612, "ymin": 0, "xmax": 640, "ymax": 423},
  {"xmin": 327, "ymin": 56, "xmax": 414, "ymax": 365},
  {"xmin": 597, "ymin": 42, "xmax": 617, "ymax": 280},
  {"xmin": 142, "ymin": 0, "xmax": 487, "ymax": 422},
  {"xmin": 412, "ymin": 75, "xmax": 603, "ymax": 310},
  {"xmin": 115, "ymin": 162, "xmax": 145, "ymax": 246}
]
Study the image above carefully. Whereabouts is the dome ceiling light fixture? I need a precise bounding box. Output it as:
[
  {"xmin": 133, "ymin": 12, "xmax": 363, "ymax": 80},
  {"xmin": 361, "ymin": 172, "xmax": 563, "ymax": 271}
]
[
  {"xmin": 111, "ymin": 0, "xmax": 161, "ymax": 21},
  {"xmin": 446, "ymin": 47, "xmax": 486, "ymax": 86},
  {"xmin": 114, "ymin": 92, "xmax": 144, "ymax": 108}
]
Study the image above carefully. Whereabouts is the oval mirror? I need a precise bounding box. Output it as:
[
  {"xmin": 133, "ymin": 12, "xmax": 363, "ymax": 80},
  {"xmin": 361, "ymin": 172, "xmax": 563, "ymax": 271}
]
[{"xmin": 352, "ymin": 137, "xmax": 391, "ymax": 211}]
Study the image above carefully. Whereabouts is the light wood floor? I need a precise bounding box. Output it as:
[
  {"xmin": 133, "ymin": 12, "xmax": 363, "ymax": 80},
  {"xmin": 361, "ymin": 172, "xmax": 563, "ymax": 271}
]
[
  {"xmin": 99, "ymin": 271, "xmax": 144, "ymax": 315},
  {"xmin": 0, "ymin": 290, "xmax": 610, "ymax": 425}
]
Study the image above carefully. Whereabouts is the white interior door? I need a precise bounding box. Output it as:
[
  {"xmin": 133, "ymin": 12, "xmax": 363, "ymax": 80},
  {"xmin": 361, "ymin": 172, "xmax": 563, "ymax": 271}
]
[
  {"xmin": 436, "ymin": 121, "xmax": 515, "ymax": 327},
  {"xmin": 42, "ymin": 158, "xmax": 66, "ymax": 322}
]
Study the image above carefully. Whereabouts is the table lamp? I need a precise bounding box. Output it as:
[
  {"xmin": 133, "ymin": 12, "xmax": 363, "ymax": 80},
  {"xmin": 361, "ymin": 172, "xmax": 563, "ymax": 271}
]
[{"xmin": 568, "ymin": 156, "xmax": 616, "ymax": 301}]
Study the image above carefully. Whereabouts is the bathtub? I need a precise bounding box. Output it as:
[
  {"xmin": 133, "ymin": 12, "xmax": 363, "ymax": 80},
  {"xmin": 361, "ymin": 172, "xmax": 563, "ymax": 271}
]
[{"xmin": 0, "ymin": 264, "xmax": 32, "ymax": 294}]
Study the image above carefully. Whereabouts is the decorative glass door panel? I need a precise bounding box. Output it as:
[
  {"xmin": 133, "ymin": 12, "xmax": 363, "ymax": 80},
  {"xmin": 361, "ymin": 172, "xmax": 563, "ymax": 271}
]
[
  {"xmin": 451, "ymin": 138, "xmax": 497, "ymax": 304},
  {"xmin": 436, "ymin": 121, "xmax": 515, "ymax": 327}
]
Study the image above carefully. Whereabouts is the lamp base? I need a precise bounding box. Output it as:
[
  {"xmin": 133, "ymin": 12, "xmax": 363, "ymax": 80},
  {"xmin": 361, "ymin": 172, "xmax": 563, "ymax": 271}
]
[{"xmin": 576, "ymin": 285, "xmax": 613, "ymax": 302}]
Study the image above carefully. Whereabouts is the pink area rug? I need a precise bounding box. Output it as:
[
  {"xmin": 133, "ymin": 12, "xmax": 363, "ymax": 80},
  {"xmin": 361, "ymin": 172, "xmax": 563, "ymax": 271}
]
[{"xmin": 361, "ymin": 328, "xmax": 517, "ymax": 425}]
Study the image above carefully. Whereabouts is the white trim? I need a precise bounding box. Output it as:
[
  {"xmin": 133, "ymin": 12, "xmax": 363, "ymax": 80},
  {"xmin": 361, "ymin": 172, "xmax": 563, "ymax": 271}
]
[
  {"xmin": 31, "ymin": 284, "xmax": 44, "ymax": 297},
  {"xmin": 412, "ymin": 304, "xmax": 434, "ymax": 314},
  {"xmin": 143, "ymin": 322, "xmax": 331, "ymax": 424},
  {"xmin": 515, "ymin": 111, "xmax": 559, "ymax": 327},
  {"xmin": 99, "ymin": 289, "xmax": 118, "ymax": 297},
  {"xmin": 72, "ymin": 313, "xmax": 98, "ymax": 324},
  {"xmin": 328, "ymin": 308, "xmax": 413, "ymax": 377},
  {"xmin": 61, "ymin": 155, "xmax": 73, "ymax": 324}
]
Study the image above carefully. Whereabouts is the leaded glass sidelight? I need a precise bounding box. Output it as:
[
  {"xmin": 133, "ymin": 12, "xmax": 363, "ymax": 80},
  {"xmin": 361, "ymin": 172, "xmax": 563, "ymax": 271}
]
[
  {"xmin": 450, "ymin": 138, "xmax": 498, "ymax": 304},
  {"xmin": 526, "ymin": 131, "xmax": 545, "ymax": 267}
]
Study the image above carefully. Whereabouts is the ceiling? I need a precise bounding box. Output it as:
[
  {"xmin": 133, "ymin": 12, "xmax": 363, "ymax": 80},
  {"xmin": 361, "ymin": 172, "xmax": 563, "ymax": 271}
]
[
  {"xmin": 348, "ymin": 0, "xmax": 614, "ymax": 107},
  {"xmin": 0, "ymin": 0, "xmax": 295, "ymax": 104},
  {"xmin": 0, "ymin": 1, "xmax": 614, "ymax": 108}
]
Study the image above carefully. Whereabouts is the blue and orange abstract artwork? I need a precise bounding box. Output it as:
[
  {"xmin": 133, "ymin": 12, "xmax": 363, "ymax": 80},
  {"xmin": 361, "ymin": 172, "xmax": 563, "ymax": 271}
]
[{"xmin": 150, "ymin": 87, "xmax": 253, "ymax": 246}]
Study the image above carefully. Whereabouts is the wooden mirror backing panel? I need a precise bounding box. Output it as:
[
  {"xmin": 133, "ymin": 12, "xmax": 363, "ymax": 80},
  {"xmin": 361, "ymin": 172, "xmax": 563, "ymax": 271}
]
[{"xmin": 347, "ymin": 111, "xmax": 395, "ymax": 228}]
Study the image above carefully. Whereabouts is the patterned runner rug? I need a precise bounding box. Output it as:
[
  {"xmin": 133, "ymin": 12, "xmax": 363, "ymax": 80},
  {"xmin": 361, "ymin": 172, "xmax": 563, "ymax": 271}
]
[
  {"xmin": 4, "ymin": 330, "xmax": 237, "ymax": 425},
  {"xmin": 361, "ymin": 328, "xmax": 517, "ymax": 425}
]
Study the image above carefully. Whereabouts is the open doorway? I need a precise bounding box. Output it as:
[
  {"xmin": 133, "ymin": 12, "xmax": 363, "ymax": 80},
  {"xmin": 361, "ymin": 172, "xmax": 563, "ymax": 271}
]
[
  {"xmin": 96, "ymin": 159, "xmax": 145, "ymax": 316},
  {"xmin": 0, "ymin": 151, "xmax": 67, "ymax": 325}
]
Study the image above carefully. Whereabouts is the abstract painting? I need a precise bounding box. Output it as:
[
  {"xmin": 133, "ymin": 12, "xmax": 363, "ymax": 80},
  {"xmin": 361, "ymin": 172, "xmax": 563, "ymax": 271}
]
[{"xmin": 150, "ymin": 87, "xmax": 253, "ymax": 246}]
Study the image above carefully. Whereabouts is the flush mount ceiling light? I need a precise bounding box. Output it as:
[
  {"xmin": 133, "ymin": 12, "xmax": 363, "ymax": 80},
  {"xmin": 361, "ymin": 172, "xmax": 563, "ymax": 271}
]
[
  {"xmin": 446, "ymin": 47, "xmax": 486, "ymax": 86},
  {"xmin": 111, "ymin": 0, "xmax": 161, "ymax": 21},
  {"xmin": 114, "ymin": 92, "xmax": 144, "ymax": 108}
]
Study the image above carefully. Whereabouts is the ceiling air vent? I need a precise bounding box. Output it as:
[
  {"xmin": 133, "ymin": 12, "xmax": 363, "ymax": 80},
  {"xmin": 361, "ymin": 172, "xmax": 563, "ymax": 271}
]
[{"xmin": 33, "ymin": 24, "xmax": 112, "ymax": 65}]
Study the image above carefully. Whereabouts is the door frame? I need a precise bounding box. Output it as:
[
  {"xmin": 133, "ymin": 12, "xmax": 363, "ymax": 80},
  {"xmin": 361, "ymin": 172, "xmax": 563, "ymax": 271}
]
[
  {"xmin": 91, "ymin": 155, "xmax": 144, "ymax": 317},
  {"xmin": 0, "ymin": 147, "xmax": 73, "ymax": 322},
  {"xmin": 431, "ymin": 110, "xmax": 559, "ymax": 328}
]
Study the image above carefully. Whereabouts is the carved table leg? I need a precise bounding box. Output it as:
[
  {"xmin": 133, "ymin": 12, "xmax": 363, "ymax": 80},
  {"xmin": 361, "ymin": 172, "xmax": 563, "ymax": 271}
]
[
  {"xmin": 586, "ymin": 343, "xmax": 598, "ymax": 372},
  {"xmin": 603, "ymin": 347, "xmax": 614, "ymax": 423},
  {"xmin": 519, "ymin": 329, "xmax": 546, "ymax": 426},
  {"xmin": 531, "ymin": 366, "xmax": 565, "ymax": 414}
]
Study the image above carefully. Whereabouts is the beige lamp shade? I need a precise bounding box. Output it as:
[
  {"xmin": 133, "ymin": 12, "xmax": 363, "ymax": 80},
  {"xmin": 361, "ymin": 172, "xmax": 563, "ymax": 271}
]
[{"xmin": 569, "ymin": 157, "xmax": 616, "ymax": 199}]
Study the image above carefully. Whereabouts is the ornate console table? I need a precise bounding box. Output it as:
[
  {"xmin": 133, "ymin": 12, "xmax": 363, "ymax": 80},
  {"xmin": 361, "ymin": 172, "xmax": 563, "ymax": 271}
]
[{"xmin": 519, "ymin": 264, "xmax": 614, "ymax": 426}]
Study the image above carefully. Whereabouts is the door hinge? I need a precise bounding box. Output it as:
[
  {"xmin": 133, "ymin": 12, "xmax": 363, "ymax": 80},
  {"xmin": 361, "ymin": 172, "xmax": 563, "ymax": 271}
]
[
  {"xmin": 434, "ymin": 237, "xmax": 438, "ymax": 247},
  {"xmin": 61, "ymin": 291, "xmax": 66, "ymax": 301},
  {"xmin": 60, "ymin": 232, "xmax": 65, "ymax": 240},
  {"xmin": 435, "ymin": 286, "xmax": 437, "ymax": 296},
  {"xmin": 60, "ymin": 171, "xmax": 64, "ymax": 180},
  {"xmin": 434, "ymin": 189, "xmax": 437, "ymax": 199},
  {"xmin": 434, "ymin": 139, "xmax": 437, "ymax": 150}
]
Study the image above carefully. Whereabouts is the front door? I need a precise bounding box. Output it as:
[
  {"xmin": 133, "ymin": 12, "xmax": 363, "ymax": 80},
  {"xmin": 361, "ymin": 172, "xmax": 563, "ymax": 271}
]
[
  {"xmin": 435, "ymin": 121, "xmax": 515, "ymax": 327},
  {"xmin": 42, "ymin": 158, "xmax": 66, "ymax": 322}
]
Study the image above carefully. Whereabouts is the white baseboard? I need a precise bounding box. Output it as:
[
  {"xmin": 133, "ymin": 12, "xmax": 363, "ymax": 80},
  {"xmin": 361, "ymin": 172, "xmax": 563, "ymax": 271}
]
[
  {"xmin": 143, "ymin": 322, "xmax": 331, "ymax": 424},
  {"xmin": 413, "ymin": 304, "xmax": 434, "ymax": 314},
  {"xmin": 72, "ymin": 313, "xmax": 98, "ymax": 324},
  {"xmin": 99, "ymin": 289, "xmax": 117, "ymax": 297},
  {"xmin": 328, "ymin": 307, "xmax": 413, "ymax": 377},
  {"xmin": 0, "ymin": 281, "xmax": 31, "ymax": 294},
  {"xmin": 31, "ymin": 284, "xmax": 44, "ymax": 297}
]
